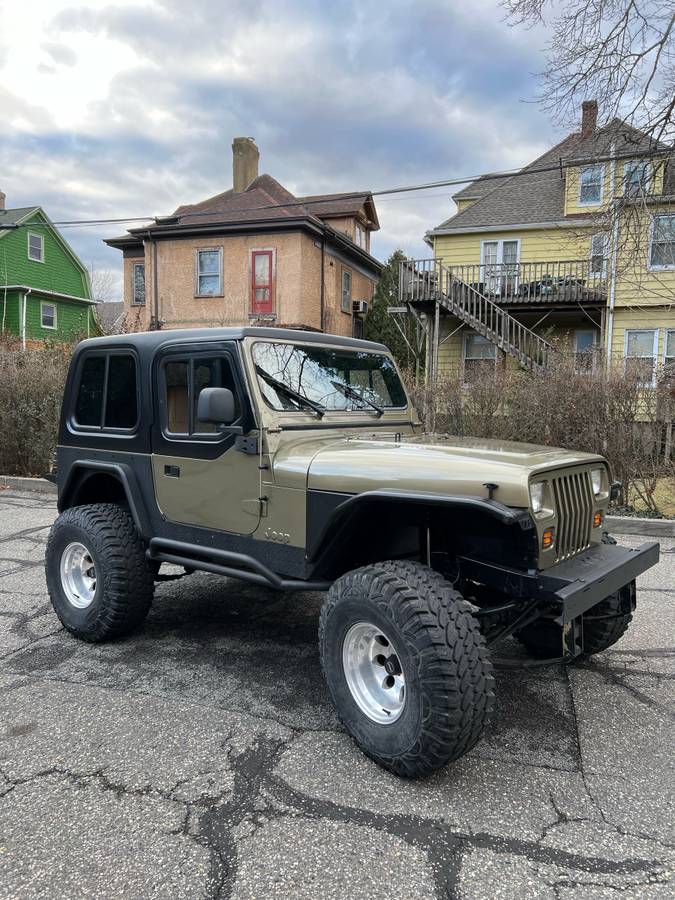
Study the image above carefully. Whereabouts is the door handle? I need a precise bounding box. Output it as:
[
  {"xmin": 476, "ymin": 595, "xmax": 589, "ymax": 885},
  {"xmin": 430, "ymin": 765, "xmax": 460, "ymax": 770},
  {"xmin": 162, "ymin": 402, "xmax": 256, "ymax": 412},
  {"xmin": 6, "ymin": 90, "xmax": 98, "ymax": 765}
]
[{"xmin": 164, "ymin": 465, "xmax": 180, "ymax": 478}]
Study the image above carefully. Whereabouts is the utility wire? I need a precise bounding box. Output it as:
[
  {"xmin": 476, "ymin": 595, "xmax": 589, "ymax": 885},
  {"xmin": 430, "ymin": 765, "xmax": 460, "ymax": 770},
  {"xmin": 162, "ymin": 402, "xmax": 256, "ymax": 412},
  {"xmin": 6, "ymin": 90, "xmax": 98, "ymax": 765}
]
[{"xmin": 2, "ymin": 144, "xmax": 672, "ymax": 231}]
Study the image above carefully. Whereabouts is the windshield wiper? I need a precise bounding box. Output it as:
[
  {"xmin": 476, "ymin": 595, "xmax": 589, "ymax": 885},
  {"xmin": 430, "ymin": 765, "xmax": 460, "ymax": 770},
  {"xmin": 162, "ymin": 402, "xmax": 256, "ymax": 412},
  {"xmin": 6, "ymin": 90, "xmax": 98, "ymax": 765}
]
[
  {"xmin": 330, "ymin": 380, "xmax": 384, "ymax": 416},
  {"xmin": 255, "ymin": 366, "xmax": 325, "ymax": 417}
]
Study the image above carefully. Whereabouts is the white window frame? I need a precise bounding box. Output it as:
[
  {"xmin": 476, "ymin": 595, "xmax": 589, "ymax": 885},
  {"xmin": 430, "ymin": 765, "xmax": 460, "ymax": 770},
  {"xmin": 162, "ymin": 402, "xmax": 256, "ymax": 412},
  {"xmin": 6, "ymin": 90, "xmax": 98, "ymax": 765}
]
[
  {"xmin": 578, "ymin": 165, "xmax": 604, "ymax": 206},
  {"xmin": 480, "ymin": 238, "xmax": 520, "ymax": 295},
  {"xmin": 40, "ymin": 301, "xmax": 57, "ymax": 330},
  {"xmin": 648, "ymin": 214, "xmax": 675, "ymax": 271},
  {"xmin": 341, "ymin": 269, "xmax": 352, "ymax": 314},
  {"xmin": 195, "ymin": 247, "xmax": 224, "ymax": 297},
  {"xmin": 463, "ymin": 331, "xmax": 497, "ymax": 383},
  {"xmin": 27, "ymin": 232, "xmax": 44, "ymax": 263},
  {"xmin": 624, "ymin": 328, "xmax": 659, "ymax": 388},
  {"xmin": 355, "ymin": 222, "xmax": 366, "ymax": 249},
  {"xmin": 664, "ymin": 329, "xmax": 675, "ymax": 375},
  {"xmin": 132, "ymin": 262, "xmax": 146, "ymax": 306},
  {"xmin": 623, "ymin": 160, "xmax": 652, "ymax": 196},
  {"xmin": 589, "ymin": 233, "xmax": 608, "ymax": 277}
]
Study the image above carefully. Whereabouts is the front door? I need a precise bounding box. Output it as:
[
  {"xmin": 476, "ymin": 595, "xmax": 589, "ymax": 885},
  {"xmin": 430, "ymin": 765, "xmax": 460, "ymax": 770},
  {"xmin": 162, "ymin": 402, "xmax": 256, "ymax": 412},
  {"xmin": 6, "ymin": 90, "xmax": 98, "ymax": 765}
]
[
  {"xmin": 481, "ymin": 239, "xmax": 520, "ymax": 297},
  {"xmin": 151, "ymin": 342, "xmax": 261, "ymax": 535}
]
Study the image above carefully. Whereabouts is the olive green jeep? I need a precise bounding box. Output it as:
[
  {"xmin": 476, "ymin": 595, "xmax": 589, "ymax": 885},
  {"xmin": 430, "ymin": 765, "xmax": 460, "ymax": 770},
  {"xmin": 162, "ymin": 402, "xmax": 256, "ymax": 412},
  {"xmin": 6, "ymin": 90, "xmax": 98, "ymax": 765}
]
[{"xmin": 46, "ymin": 327, "xmax": 659, "ymax": 777}]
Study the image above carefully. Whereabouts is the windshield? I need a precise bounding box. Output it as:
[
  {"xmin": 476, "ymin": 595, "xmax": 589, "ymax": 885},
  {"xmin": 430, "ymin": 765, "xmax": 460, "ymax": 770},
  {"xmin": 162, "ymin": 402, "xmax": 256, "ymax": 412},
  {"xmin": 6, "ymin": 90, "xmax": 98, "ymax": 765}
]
[{"xmin": 251, "ymin": 341, "xmax": 408, "ymax": 413}]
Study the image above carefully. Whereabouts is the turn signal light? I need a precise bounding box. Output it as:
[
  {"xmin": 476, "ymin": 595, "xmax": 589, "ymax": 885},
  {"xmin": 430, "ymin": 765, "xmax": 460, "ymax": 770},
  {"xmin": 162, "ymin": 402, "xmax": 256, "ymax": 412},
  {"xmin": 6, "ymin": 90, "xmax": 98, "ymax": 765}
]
[
  {"xmin": 593, "ymin": 511, "xmax": 603, "ymax": 528},
  {"xmin": 542, "ymin": 527, "xmax": 555, "ymax": 549}
]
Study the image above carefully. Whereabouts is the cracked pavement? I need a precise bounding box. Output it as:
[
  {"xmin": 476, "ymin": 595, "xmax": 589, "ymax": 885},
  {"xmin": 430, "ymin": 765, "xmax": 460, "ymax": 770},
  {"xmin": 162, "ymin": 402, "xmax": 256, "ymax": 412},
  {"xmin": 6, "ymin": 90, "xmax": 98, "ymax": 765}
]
[{"xmin": 0, "ymin": 489, "xmax": 673, "ymax": 899}]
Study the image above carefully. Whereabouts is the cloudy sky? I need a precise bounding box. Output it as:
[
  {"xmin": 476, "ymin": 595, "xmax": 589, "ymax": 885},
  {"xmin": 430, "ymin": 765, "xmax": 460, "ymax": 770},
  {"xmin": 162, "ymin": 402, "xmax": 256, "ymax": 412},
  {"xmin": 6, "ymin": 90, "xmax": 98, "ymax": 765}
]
[{"xmin": 0, "ymin": 0, "xmax": 558, "ymax": 297}]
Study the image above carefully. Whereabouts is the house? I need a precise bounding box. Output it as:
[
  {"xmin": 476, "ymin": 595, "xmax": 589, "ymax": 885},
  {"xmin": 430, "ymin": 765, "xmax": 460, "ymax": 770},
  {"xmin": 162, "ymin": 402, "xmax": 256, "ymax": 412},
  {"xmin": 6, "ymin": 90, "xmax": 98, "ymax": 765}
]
[
  {"xmin": 95, "ymin": 300, "xmax": 125, "ymax": 335},
  {"xmin": 400, "ymin": 101, "xmax": 675, "ymax": 385},
  {"xmin": 105, "ymin": 138, "xmax": 382, "ymax": 337},
  {"xmin": 0, "ymin": 191, "xmax": 95, "ymax": 347}
]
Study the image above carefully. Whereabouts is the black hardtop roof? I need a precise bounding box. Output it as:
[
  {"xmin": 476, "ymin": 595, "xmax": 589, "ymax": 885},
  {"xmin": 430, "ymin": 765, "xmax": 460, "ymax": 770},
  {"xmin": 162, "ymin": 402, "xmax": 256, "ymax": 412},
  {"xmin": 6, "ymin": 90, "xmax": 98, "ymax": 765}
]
[{"xmin": 75, "ymin": 326, "xmax": 390, "ymax": 355}]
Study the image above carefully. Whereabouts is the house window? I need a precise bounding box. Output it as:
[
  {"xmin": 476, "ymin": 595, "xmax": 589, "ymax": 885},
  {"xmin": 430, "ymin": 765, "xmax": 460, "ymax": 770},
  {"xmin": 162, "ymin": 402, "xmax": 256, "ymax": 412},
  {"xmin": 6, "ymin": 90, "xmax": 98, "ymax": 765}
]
[
  {"xmin": 250, "ymin": 250, "xmax": 274, "ymax": 315},
  {"xmin": 355, "ymin": 223, "xmax": 366, "ymax": 249},
  {"xmin": 589, "ymin": 233, "xmax": 608, "ymax": 277},
  {"xmin": 342, "ymin": 270, "xmax": 352, "ymax": 313},
  {"xmin": 195, "ymin": 248, "xmax": 223, "ymax": 297},
  {"xmin": 649, "ymin": 215, "xmax": 675, "ymax": 269},
  {"xmin": 625, "ymin": 329, "xmax": 658, "ymax": 387},
  {"xmin": 132, "ymin": 263, "xmax": 145, "ymax": 305},
  {"xmin": 74, "ymin": 353, "xmax": 139, "ymax": 430},
  {"xmin": 464, "ymin": 332, "xmax": 496, "ymax": 382},
  {"xmin": 41, "ymin": 302, "xmax": 56, "ymax": 330},
  {"xmin": 481, "ymin": 239, "xmax": 519, "ymax": 295},
  {"xmin": 28, "ymin": 232, "xmax": 44, "ymax": 262},
  {"xmin": 574, "ymin": 329, "xmax": 597, "ymax": 373},
  {"xmin": 665, "ymin": 330, "xmax": 675, "ymax": 377},
  {"xmin": 623, "ymin": 161, "xmax": 651, "ymax": 196},
  {"xmin": 578, "ymin": 165, "xmax": 604, "ymax": 205}
]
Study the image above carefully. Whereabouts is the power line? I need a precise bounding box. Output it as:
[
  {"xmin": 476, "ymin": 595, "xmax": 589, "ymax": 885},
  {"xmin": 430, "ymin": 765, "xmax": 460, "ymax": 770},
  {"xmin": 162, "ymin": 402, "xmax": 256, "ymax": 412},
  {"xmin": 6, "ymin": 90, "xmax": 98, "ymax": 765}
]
[{"xmin": 2, "ymin": 144, "xmax": 672, "ymax": 232}]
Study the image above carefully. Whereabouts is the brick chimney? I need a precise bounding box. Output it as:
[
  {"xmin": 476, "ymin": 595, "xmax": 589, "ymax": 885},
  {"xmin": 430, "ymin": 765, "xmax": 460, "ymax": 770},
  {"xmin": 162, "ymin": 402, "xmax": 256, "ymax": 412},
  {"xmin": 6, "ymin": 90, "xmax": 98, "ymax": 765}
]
[
  {"xmin": 0, "ymin": 188, "xmax": 5, "ymax": 211},
  {"xmin": 232, "ymin": 137, "xmax": 259, "ymax": 192},
  {"xmin": 581, "ymin": 100, "xmax": 598, "ymax": 139}
]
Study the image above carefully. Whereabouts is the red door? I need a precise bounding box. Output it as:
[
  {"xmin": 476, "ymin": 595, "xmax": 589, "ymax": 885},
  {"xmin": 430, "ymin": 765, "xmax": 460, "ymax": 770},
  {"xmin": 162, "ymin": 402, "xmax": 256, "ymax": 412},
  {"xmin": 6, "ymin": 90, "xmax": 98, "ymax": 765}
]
[{"xmin": 251, "ymin": 250, "xmax": 274, "ymax": 315}]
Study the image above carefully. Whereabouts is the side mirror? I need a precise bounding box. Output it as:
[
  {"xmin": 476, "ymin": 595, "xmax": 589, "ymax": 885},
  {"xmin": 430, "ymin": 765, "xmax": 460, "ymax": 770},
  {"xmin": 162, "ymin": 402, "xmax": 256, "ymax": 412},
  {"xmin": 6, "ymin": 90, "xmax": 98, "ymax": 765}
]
[{"xmin": 197, "ymin": 387, "xmax": 235, "ymax": 426}]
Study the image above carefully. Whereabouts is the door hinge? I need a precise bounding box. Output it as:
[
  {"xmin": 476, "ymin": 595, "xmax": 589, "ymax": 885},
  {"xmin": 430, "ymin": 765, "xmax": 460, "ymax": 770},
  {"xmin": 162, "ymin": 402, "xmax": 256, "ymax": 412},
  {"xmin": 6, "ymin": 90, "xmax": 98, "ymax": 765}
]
[
  {"xmin": 235, "ymin": 435, "xmax": 259, "ymax": 454},
  {"xmin": 241, "ymin": 497, "xmax": 269, "ymax": 517}
]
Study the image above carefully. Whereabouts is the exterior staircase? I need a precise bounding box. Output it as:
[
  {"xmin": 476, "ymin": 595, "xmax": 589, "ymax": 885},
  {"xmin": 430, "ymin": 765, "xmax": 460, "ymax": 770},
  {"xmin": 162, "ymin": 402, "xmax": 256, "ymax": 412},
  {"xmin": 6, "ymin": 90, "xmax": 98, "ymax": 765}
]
[{"xmin": 399, "ymin": 259, "xmax": 553, "ymax": 372}]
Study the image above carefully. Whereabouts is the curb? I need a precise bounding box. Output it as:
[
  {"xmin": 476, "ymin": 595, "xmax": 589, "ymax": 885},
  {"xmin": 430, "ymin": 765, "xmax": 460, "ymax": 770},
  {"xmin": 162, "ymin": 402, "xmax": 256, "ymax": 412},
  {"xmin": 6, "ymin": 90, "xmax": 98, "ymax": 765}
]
[
  {"xmin": 0, "ymin": 475, "xmax": 57, "ymax": 494},
  {"xmin": 606, "ymin": 515, "xmax": 675, "ymax": 537}
]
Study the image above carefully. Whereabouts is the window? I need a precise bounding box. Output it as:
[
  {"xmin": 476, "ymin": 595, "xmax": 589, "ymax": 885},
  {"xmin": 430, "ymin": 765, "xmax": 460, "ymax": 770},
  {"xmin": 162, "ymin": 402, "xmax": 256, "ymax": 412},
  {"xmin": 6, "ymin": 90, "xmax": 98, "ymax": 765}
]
[
  {"xmin": 163, "ymin": 355, "xmax": 240, "ymax": 437},
  {"xmin": 625, "ymin": 329, "xmax": 658, "ymax": 387},
  {"xmin": 250, "ymin": 250, "xmax": 274, "ymax": 315},
  {"xmin": 464, "ymin": 332, "xmax": 496, "ymax": 382},
  {"xmin": 578, "ymin": 165, "xmax": 604, "ymax": 205},
  {"xmin": 355, "ymin": 222, "xmax": 366, "ymax": 249},
  {"xmin": 195, "ymin": 248, "xmax": 223, "ymax": 296},
  {"xmin": 649, "ymin": 215, "xmax": 675, "ymax": 269},
  {"xmin": 623, "ymin": 161, "xmax": 651, "ymax": 196},
  {"xmin": 574, "ymin": 329, "xmax": 598, "ymax": 373},
  {"xmin": 665, "ymin": 330, "xmax": 675, "ymax": 377},
  {"xmin": 252, "ymin": 341, "xmax": 407, "ymax": 412},
  {"xmin": 481, "ymin": 239, "xmax": 519, "ymax": 295},
  {"xmin": 132, "ymin": 263, "xmax": 145, "ymax": 305},
  {"xmin": 41, "ymin": 302, "xmax": 56, "ymax": 329},
  {"xmin": 73, "ymin": 353, "xmax": 138, "ymax": 429},
  {"xmin": 589, "ymin": 233, "xmax": 608, "ymax": 277},
  {"xmin": 28, "ymin": 233, "xmax": 44, "ymax": 262},
  {"xmin": 341, "ymin": 270, "xmax": 352, "ymax": 313}
]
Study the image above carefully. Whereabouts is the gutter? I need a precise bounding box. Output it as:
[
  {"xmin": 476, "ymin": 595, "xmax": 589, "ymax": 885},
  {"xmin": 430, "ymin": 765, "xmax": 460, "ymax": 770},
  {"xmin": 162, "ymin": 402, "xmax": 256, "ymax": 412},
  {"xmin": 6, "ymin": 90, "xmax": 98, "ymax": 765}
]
[
  {"xmin": 426, "ymin": 219, "xmax": 598, "ymax": 239},
  {"xmin": 0, "ymin": 284, "xmax": 97, "ymax": 305}
]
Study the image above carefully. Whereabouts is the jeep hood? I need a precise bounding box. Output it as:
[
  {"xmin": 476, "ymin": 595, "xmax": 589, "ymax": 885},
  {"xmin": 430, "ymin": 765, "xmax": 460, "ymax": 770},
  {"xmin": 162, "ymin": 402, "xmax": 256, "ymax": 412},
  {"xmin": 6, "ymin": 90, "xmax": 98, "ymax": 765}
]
[{"xmin": 272, "ymin": 432, "xmax": 604, "ymax": 507}]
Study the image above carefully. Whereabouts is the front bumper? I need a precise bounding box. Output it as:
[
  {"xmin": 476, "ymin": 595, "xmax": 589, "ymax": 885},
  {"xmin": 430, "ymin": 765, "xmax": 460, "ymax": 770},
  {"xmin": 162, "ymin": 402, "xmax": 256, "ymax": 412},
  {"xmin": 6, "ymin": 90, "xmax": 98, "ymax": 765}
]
[{"xmin": 460, "ymin": 540, "xmax": 660, "ymax": 623}]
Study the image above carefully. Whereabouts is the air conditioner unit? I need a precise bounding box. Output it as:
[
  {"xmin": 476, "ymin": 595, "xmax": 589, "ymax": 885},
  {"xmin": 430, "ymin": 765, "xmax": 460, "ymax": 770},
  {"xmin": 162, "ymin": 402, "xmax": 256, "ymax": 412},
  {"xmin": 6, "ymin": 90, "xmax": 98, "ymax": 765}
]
[{"xmin": 352, "ymin": 300, "xmax": 368, "ymax": 316}]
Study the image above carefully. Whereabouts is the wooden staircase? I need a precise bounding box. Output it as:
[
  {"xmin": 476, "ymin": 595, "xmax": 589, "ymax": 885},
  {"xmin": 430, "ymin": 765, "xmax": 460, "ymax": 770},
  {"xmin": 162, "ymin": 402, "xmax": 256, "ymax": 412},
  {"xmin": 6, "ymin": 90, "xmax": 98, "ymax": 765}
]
[{"xmin": 399, "ymin": 259, "xmax": 553, "ymax": 373}]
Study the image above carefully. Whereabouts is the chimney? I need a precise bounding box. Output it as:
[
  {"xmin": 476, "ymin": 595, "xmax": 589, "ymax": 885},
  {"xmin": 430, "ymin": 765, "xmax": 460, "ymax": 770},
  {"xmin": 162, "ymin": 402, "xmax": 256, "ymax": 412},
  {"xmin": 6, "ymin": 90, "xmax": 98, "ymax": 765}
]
[
  {"xmin": 232, "ymin": 137, "xmax": 259, "ymax": 192},
  {"xmin": 0, "ymin": 188, "xmax": 5, "ymax": 211},
  {"xmin": 581, "ymin": 100, "xmax": 598, "ymax": 139}
]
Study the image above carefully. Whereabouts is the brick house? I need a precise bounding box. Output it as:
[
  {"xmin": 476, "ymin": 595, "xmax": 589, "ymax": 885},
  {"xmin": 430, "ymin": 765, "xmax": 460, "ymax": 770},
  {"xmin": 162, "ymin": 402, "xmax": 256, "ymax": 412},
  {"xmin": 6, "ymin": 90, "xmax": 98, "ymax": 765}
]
[{"xmin": 105, "ymin": 138, "xmax": 382, "ymax": 336}]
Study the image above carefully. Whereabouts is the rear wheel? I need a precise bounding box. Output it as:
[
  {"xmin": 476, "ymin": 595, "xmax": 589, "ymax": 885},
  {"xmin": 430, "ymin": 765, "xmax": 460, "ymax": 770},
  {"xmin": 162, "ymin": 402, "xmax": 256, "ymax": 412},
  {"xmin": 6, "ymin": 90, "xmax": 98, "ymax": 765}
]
[
  {"xmin": 319, "ymin": 560, "xmax": 494, "ymax": 777},
  {"xmin": 46, "ymin": 504, "xmax": 154, "ymax": 642}
]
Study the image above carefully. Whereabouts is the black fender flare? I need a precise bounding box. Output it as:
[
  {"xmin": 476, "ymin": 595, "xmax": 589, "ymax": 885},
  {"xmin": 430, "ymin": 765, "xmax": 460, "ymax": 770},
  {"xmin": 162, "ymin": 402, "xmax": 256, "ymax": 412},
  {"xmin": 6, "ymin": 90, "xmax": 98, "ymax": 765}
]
[
  {"xmin": 307, "ymin": 488, "xmax": 532, "ymax": 565},
  {"xmin": 58, "ymin": 460, "xmax": 152, "ymax": 539}
]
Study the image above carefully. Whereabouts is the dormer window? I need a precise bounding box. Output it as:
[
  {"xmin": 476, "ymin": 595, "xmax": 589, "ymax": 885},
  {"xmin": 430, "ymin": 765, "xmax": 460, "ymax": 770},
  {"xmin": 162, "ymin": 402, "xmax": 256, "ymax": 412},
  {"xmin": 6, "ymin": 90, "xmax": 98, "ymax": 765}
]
[
  {"xmin": 355, "ymin": 222, "xmax": 367, "ymax": 249},
  {"xmin": 578, "ymin": 165, "xmax": 604, "ymax": 205}
]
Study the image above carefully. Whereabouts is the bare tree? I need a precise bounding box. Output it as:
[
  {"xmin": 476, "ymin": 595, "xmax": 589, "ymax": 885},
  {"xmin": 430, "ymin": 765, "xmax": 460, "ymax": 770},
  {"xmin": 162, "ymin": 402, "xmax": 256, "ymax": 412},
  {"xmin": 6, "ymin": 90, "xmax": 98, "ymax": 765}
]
[
  {"xmin": 503, "ymin": 1, "xmax": 675, "ymax": 143},
  {"xmin": 88, "ymin": 264, "xmax": 120, "ymax": 303}
]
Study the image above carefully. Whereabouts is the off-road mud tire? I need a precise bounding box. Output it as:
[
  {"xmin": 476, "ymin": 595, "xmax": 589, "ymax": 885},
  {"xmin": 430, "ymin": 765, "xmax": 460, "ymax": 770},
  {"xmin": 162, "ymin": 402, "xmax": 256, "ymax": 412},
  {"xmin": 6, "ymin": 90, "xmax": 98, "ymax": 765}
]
[
  {"xmin": 319, "ymin": 560, "xmax": 494, "ymax": 777},
  {"xmin": 46, "ymin": 503, "xmax": 154, "ymax": 642}
]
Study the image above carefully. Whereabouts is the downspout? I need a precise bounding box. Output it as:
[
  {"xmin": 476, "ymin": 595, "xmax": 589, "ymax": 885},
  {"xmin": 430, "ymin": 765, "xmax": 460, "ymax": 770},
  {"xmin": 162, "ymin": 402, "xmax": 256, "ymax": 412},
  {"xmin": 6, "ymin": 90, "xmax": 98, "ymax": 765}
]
[
  {"xmin": 21, "ymin": 288, "xmax": 31, "ymax": 351},
  {"xmin": 605, "ymin": 142, "xmax": 619, "ymax": 362},
  {"xmin": 320, "ymin": 236, "xmax": 325, "ymax": 332}
]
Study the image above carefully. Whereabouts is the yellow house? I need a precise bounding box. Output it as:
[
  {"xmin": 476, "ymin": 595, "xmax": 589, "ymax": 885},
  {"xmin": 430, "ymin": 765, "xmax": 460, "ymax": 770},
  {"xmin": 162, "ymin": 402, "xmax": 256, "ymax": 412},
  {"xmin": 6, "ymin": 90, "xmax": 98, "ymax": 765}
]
[{"xmin": 405, "ymin": 101, "xmax": 675, "ymax": 385}]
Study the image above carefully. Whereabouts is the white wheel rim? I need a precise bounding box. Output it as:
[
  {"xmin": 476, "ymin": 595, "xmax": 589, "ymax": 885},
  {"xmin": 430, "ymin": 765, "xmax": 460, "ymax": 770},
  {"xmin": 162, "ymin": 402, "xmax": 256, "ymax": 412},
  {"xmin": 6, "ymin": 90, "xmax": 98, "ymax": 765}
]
[
  {"xmin": 60, "ymin": 542, "xmax": 97, "ymax": 609},
  {"xmin": 342, "ymin": 622, "xmax": 406, "ymax": 724}
]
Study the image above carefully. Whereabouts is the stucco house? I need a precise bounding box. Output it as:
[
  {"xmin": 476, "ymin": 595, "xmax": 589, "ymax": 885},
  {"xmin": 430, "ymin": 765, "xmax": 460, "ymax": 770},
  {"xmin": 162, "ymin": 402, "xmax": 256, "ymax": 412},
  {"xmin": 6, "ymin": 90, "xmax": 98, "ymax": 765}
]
[
  {"xmin": 0, "ymin": 191, "xmax": 95, "ymax": 347},
  {"xmin": 106, "ymin": 138, "xmax": 382, "ymax": 337}
]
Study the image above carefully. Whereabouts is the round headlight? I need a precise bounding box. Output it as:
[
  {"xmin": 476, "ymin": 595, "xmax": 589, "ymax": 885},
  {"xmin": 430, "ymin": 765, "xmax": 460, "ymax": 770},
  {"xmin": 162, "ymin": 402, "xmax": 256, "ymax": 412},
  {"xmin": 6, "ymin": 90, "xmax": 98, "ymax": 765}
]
[
  {"xmin": 530, "ymin": 481, "xmax": 544, "ymax": 513},
  {"xmin": 591, "ymin": 468, "xmax": 603, "ymax": 496}
]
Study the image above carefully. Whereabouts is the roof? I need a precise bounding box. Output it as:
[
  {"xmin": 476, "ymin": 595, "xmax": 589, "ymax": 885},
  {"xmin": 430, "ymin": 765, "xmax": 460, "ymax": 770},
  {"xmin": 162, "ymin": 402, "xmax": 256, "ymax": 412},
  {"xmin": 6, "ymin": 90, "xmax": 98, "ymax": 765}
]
[
  {"xmin": 0, "ymin": 284, "xmax": 95, "ymax": 304},
  {"xmin": 431, "ymin": 118, "xmax": 673, "ymax": 237},
  {"xmin": 0, "ymin": 206, "xmax": 40, "ymax": 227},
  {"xmin": 95, "ymin": 300, "xmax": 125, "ymax": 332},
  {"xmin": 75, "ymin": 325, "xmax": 389, "ymax": 355}
]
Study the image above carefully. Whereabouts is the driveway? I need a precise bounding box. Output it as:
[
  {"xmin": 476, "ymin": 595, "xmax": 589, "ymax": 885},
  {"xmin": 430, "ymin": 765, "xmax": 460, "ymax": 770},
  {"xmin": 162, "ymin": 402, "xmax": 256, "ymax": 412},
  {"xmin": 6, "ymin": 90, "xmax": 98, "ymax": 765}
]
[{"xmin": 0, "ymin": 488, "xmax": 673, "ymax": 899}]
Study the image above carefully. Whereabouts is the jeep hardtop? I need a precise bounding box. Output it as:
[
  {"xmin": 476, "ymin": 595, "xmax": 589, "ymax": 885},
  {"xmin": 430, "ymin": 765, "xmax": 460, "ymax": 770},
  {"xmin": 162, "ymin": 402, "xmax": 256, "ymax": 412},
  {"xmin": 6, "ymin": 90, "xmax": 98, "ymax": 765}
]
[{"xmin": 46, "ymin": 326, "xmax": 659, "ymax": 776}]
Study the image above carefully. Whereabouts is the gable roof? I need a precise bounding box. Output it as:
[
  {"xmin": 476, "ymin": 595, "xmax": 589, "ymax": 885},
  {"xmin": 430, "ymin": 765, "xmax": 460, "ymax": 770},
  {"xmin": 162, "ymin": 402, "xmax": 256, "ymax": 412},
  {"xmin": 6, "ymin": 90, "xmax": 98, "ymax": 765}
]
[
  {"xmin": 0, "ymin": 206, "xmax": 40, "ymax": 228},
  {"xmin": 430, "ymin": 118, "xmax": 672, "ymax": 237}
]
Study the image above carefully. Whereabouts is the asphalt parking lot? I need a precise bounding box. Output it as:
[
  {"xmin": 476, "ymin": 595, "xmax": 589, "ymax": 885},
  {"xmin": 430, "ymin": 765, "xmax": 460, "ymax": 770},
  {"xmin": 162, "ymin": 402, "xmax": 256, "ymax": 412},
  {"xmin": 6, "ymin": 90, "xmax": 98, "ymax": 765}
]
[{"xmin": 0, "ymin": 489, "xmax": 673, "ymax": 899}]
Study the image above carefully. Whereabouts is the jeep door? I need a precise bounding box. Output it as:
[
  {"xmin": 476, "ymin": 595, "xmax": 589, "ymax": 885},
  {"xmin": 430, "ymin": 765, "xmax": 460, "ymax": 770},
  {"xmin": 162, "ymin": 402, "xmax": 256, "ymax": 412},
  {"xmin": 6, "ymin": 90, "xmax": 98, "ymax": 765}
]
[{"xmin": 151, "ymin": 341, "xmax": 261, "ymax": 535}]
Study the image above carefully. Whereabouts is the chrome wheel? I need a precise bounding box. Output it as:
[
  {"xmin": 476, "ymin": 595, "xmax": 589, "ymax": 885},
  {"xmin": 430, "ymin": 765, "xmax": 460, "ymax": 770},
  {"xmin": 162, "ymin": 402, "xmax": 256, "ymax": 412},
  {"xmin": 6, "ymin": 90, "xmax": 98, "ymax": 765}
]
[
  {"xmin": 59, "ymin": 542, "xmax": 97, "ymax": 609},
  {"xmin": 342, "ymin": 622, "xmax": 406, "ymax": 724}
]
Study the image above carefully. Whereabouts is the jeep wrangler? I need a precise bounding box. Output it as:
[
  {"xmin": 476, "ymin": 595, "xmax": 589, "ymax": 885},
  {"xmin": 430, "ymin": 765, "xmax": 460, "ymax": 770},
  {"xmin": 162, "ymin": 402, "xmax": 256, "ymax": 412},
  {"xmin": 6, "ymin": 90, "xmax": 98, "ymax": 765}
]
[{"xmin": 46, "ymin": 327, "xmax": 659, "ymax": 777}]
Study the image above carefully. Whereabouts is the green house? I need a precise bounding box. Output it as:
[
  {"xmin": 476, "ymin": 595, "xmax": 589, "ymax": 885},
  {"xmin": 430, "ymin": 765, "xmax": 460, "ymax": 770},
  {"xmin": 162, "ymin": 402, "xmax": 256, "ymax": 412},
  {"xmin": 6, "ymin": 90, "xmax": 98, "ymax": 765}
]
[{"xmin": 0, "ymin": 200, "xmax": 96, "ymax": 346}]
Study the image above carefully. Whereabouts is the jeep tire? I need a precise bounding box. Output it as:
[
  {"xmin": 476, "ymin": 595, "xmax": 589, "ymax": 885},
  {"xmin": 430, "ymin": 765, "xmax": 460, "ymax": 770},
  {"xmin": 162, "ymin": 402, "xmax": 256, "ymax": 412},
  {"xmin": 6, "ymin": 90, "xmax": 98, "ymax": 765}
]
[
  {"xmin": 319, "ymin": 560, "xmax": 494, "ymax": 777},
  {"xmin": 45, "ymin": 504, "xmax": 154, "ymax": 642}
]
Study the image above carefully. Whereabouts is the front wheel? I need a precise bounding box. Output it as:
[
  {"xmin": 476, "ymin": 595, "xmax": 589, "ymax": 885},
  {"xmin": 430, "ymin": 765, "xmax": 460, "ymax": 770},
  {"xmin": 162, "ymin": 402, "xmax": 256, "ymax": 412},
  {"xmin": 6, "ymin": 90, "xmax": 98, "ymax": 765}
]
[
  {"xmin": 45, "ymin": 504, "xmax": 154, "ymax": 642},
  {"xmin": 319, "ymin": 561, "xmax": 494, "ymax": 778}
]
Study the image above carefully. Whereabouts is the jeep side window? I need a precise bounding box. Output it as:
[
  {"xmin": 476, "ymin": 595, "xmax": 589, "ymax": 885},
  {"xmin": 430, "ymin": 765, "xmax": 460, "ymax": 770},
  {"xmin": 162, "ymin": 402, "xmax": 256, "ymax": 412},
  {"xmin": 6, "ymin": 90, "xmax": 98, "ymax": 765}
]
[
  {"xmin": 163, "ymin": 355, "xmax": 241, "ymax": 437},
  {"xmin": 74, "ymin": 353, "xmax": 138, "ymax": 430}
]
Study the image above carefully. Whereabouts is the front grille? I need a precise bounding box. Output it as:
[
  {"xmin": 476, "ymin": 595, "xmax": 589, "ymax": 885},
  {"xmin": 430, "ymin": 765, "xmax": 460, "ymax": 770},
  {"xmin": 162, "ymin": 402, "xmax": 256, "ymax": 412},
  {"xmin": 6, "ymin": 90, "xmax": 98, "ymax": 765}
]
[{"xmin": 551, "ymin": 470, "xmax": 593, "ymax": 562}]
